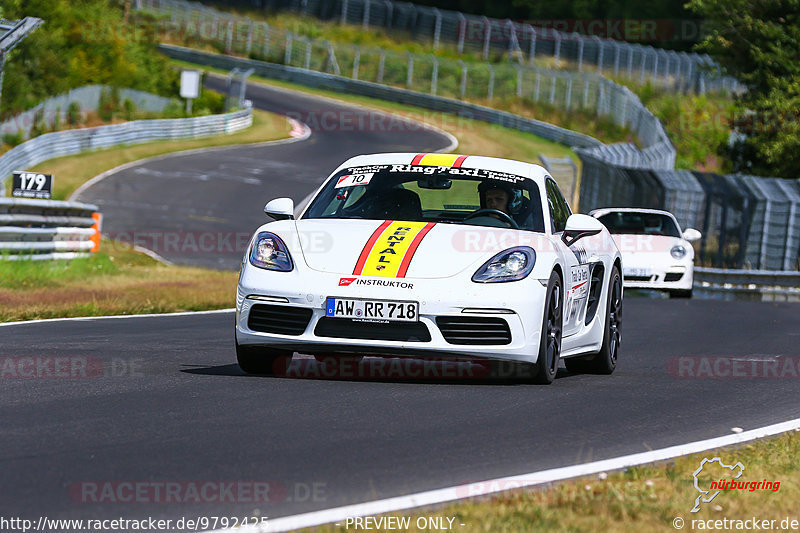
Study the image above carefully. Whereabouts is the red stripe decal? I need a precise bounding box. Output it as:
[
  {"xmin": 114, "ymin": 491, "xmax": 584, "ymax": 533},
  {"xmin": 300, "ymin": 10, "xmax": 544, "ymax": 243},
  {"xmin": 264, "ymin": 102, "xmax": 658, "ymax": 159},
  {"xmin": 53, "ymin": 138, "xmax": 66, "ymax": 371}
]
[
  {"xmin": 353, "ymin": 220, "xmax": 393, "ymax": 275},
  {"xmin": 572, "ymin": 281, "xmax": 588, "ymax": 290},
  {"xmin": 452, "ymin": 155, "xmax": 469, "ymax": 168},
  {"xmin": 411, "ymin": 153, "xmax": 427, "ymax": 165},
  {"xmin": 396, "ymin": 223, "xmax": 436, "ymax": 278}
]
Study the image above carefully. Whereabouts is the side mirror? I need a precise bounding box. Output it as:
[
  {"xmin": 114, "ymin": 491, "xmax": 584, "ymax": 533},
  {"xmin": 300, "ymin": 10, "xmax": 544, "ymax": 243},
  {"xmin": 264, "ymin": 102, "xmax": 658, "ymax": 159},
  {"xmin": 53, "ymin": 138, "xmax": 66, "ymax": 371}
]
[
  {"xmin": 264, "ymin": 198, "xmax": 295, "ymax": 221},
  {"xmin": 562, "ymin": 214, "xmax": 604, "ymax": 246},
  {"xmin": 682, "ymin": 228, "xmax": 702, "ymax": 242}
]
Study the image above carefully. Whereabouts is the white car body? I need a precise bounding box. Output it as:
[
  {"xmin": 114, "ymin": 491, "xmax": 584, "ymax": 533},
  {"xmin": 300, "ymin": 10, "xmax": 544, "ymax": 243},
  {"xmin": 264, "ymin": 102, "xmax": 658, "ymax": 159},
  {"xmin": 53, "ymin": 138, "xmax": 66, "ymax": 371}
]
[
  {"xmin": 236, "ymin": 153, "xmax": 623, "ymax": 381},
  {"xmin": 590, "ymin": 207, "xmax": 700, "ymax": 296}
]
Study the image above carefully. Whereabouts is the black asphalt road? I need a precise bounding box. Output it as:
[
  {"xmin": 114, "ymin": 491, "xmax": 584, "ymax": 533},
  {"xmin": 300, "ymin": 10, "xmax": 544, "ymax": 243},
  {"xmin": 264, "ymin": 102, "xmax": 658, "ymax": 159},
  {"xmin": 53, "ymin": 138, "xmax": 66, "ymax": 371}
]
[
  {"xmin": 74, "ymin": 76, "xmax": 453, "ymax": 269},
  {"xmin": 10, "ymin": 79, "xmax": 799, "ymax": 527},
  {"xmin": 1, "ymin": 299, "xmax": 798, "ymax": 523}
]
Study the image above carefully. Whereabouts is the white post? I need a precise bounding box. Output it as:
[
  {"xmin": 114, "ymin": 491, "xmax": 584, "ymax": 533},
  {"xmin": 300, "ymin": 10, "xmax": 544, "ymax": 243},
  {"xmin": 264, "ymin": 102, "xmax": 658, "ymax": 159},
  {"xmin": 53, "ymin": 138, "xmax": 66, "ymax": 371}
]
[
  {"xmin": 430, "ymin": 55, "xmax": 438, "ymax": 95},
  {"xmin": 459, "ymin": 60, "xmax": 467, "ymax": 99},
  {"xmin": 482, "ymin": 17, "xmax": 491, "ymax": 60},
  {"xmin": 432, "ymin": 8, "xmax": 441, "ymax": 50},
  {"xmin": 457, "ymin": 13, "xmax": 466, "ymax": 55},
  {"xmin": 487, "ymin": 64, "xmax": 495, "ymax": 100},
  {"xmin": 362, "ymin": 0, "xmax": 370, "ymax": 30},
  {"xmin": 352, "ymin": 47, "xmax": 361, "ymax": 79}
]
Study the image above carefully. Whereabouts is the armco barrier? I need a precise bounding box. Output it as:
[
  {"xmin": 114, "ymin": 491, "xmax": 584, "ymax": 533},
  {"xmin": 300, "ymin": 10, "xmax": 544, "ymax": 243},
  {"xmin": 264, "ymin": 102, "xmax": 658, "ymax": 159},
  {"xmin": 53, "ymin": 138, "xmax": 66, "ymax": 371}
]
[
  {"xmin": 0, "ymin": 198, "xmax": 101, "ymax": 260},
  {"xmin": 159, "ymin": 44, "xmax": 603, "ymax": 150},
  {"xmin": 694, "ymin": 267, "xmax": 800, "ymax": 302},
  {"xmin": 0, "ymin": 106, "xmax": 252, "ymax": 196}
]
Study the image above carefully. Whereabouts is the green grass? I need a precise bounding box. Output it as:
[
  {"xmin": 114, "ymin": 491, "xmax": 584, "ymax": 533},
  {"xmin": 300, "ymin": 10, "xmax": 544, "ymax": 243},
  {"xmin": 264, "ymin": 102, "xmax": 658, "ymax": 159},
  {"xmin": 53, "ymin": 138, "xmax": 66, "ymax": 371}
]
[
  {"xmin": 165, "ymin": 3, "xmax": 736, "ymax": 172},
  {"xmin": 169, "ymin": 59, "xmax": 582, "ymax": 201},
  {"xmin": 302, "ymin": 430, "xmax": 800, "ymax": 532},
  {"xmin": 7, "ymin": 109, "xmax": 291, "ymax": 200},
  {"xmin": 0, "ymin": 240, "xmax": 237, "ymax": 322}
]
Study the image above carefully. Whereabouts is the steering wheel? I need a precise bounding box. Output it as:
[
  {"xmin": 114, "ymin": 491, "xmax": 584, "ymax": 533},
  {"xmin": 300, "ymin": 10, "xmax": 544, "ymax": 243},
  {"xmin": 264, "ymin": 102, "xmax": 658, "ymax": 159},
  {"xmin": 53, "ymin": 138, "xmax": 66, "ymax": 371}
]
[{"xmin": 463, "ymin": 209, "xmax": 519, "ymax": 229}]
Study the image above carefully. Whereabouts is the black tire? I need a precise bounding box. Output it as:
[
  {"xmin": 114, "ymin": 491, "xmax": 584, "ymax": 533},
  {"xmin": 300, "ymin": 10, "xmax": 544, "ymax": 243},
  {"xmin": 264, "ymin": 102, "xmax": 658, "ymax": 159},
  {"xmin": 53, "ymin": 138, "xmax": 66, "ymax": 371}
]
[
  {"xmin": 532, "ymin": 270, "xmax": 563, "ymax": 384},
  {"xmin": 669, "ymin": 289, "xmax": 692, "ymax": 299},
  {"xmin": 236, "ymin": 342, "xmax": 291, "ymax": 375},
  {"xmin": 565, "ymin": 266, "xmax": 621, "ymax": 375}
]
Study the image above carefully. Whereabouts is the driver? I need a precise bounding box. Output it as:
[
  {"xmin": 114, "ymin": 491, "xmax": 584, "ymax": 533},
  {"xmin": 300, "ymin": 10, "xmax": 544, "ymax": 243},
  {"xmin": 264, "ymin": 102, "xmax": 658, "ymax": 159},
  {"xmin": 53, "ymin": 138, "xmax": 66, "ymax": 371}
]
[{"xmin": 477, "ymin": 181, "xmax": 517, "ymax": 221}]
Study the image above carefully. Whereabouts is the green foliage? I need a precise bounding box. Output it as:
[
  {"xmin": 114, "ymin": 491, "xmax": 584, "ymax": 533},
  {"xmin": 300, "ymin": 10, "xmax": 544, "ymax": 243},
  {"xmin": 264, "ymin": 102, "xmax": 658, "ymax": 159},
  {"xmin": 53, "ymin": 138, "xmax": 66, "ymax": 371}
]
[
  {"xmin": 687, "ymin": 0, "xmax": 800, "ymax": 177},
  {"xmin": 2, "ymin": 132, "xmax": 24, "ymax": 147},
  {"xmin": 67, "ymin": 101, "xmax": 82, "ymax": 125},
  {"xmin": 1, "ymin": 0, "xmax": 179, "ymax": 118},
  {"xmin": 192, "ymin": 87, "xmax": 225, "ymax": 115},
  {"xmin": 636, "ymin": 82, "xmax": 735, "ymax": 171},
  {"xmin": 98, "ymin": 87, "xmax": 120, "ymax": 122}
]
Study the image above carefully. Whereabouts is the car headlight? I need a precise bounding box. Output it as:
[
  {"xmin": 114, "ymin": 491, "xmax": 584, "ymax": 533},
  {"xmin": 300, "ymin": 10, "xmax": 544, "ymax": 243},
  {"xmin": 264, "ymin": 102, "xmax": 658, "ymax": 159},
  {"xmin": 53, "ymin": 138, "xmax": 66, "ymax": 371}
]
[
  {"xmin": 472, "ymin": 247, "xmax": 536, "ymax": 283},
  {"xmin": 670, "ymin": 245, "xmax": 687, "ymax": 259},
  {"xmin": 249, "ymin": 232, "xmax": 293, "ymax": 271}
]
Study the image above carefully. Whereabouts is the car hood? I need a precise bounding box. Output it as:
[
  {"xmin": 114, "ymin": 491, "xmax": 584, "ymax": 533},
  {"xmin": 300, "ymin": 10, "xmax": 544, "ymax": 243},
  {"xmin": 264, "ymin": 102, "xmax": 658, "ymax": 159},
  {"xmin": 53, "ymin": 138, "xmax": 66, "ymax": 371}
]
[{"xmin": 294, "ymin": 219, "xmax": 540, "ymax": 279}]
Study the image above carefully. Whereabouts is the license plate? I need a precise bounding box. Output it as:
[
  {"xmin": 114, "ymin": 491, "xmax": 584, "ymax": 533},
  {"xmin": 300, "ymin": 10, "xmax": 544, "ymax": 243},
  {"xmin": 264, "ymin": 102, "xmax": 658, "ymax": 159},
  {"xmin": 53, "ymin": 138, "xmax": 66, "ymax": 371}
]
[
  {"xmin": 624, "ymin": 268, "xmax": 652, "ymax": 278},
  {"xmin": 325, "ymin": 297, "xmax": 419, "ymax": 322}
]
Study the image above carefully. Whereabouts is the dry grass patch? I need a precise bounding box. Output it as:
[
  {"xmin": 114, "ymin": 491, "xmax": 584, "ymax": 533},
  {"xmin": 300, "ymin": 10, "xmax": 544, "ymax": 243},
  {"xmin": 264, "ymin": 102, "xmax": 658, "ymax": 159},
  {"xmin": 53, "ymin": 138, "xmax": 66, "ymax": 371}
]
[
  {"xmin": 301, "ymin": 430, "xmax": 800, "ymax": 533},
  {"xmin": 0, "ymin": 241, "xmax": 236, "ymax": 322}
]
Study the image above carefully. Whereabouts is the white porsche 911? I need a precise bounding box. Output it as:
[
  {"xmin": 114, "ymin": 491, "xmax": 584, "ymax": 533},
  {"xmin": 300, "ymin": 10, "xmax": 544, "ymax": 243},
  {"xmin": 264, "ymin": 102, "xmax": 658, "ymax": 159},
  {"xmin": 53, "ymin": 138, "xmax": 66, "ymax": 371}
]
[
  {"xmin": 236, "ymin": 153, "xmax": 622, "ymax": 383},
  {"xmin": 590, "ymin": 208, "xmax": 701, "ymax": 298}
]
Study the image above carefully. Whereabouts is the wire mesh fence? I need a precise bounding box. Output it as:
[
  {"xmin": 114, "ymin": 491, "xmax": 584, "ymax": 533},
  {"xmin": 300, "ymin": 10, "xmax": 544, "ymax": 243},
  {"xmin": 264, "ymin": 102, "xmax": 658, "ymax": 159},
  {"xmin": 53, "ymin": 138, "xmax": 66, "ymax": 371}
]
[
  {"xmin": 137, "ymin": 0, "xmax": 675, "ymax": 169},
  {"xmin": 578, "ymin": 155, "xmax": 800, "ymax": 270},
  {"xmin": 254, "ymin": 0, "xmax": 742, "ymax": 94}
]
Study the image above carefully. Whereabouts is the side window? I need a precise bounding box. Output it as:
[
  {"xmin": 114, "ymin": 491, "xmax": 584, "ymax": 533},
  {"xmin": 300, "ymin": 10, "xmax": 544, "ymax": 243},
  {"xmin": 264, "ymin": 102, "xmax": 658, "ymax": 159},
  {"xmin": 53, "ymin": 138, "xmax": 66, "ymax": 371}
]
[{"xmin": 545, "ymin": 178, "xmax": 570, "ymax": 232}]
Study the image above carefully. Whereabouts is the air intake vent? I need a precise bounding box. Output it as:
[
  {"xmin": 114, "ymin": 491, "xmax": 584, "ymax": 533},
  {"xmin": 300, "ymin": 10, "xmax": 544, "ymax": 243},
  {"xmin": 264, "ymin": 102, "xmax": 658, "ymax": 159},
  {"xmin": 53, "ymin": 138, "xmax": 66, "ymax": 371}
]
[
  {"xmin": 436, "ymin": 316, "xmax": 512, "ymax": 345},
  {"xmin": 315, "ymin": 318, "xmax": 431, "ymax": 342},
  {"xmin": 624, "ymin": 275, "xmax": 653, "ymax": 282},
  {"xmin": 248, "ymin": 304, "xmax": 313, "ymax": 336},
  {"xmin": 664, "ymin": 272, "xmax": 684, "ymax": 282}
]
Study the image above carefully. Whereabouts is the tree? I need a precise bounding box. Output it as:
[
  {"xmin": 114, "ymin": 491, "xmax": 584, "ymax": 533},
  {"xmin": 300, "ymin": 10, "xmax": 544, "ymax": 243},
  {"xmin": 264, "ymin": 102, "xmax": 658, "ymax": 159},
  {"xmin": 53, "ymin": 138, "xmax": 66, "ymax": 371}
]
[
  {"xmin": 1, "ymin": 0, "xmax": 177, "ymax": 118},
  {"xmin": 687, "ymin": 0, "xmax": 800, "ymax": 177}
]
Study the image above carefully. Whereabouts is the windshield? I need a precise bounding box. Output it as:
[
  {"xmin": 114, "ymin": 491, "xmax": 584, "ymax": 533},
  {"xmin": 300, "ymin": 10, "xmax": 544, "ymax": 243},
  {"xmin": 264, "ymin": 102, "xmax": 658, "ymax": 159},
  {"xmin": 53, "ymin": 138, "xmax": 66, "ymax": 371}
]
[
  {"xmin": 597, "ymin": 212, "xmax": 681, "ymax": 237},
  {"xmin": 302, "ymin": 164, "xmax": 546, "ymax": 232}
]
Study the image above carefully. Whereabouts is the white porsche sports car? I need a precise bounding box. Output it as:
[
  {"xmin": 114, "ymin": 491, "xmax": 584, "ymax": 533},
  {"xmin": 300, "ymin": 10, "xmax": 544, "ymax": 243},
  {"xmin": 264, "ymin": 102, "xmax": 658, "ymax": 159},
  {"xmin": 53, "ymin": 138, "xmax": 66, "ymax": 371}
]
[
  {"xmin": 236, "ymin": 153, "xmax": 622, "ymax": 383},
  {"xmin": 590, "ymin": 208, "xmax": 701, "ymax": 298}
]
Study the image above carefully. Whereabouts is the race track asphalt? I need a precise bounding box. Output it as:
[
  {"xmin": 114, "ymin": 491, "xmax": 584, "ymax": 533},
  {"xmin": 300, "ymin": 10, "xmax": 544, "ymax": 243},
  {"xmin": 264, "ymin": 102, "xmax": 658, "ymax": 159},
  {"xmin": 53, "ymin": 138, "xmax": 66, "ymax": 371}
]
[
  {"xmin": 1, "ymin": 299, "xmax": 798, "ymax": 522},
  {"xmin": 5, "ymin": 77, "xmax": 798, "ymax": 526},
  {"xmin": 74, "ymin": 76, "xmax": 454, "ymax": 269}
]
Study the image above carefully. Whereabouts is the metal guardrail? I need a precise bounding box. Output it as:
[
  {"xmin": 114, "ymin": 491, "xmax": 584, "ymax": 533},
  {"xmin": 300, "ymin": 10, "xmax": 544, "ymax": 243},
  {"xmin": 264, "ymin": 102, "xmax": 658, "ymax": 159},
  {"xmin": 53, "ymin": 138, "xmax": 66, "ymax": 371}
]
[
  {"xmin": 160, "ymin": 44, "xmax": 605, "ymax": 150},
  {"xmin": 1, "ymin": 106, "xmax": 253, "ymax": 196},
  {"xmin": 150, "ymin": 0, "xmax": 742, "ymax": 95},
  {"xmin": 694, "ymin": 267, "xmax": 800, "ymax": 289},
  {"xmin": 139, "ymin": 0, "xmax": 677, "ymax": 170},
  {"xmin": 0, "ymin": 85, "xmax": 174, "ymax": 138},
  {"xmin": 0, "ymin": 198, "xmax": 101, "ymax": 260},
  {"xmin": 694, "ymin": 267, "xmax": 800, "ymax": 302}
]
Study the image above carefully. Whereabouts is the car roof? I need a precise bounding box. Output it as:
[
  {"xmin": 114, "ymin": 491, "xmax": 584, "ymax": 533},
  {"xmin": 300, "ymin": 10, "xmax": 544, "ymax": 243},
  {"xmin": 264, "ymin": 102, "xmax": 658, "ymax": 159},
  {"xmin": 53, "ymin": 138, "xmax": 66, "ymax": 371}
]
[
  {"xmin": 590, "ymin": 207, "xmax": 677, "ymax": 219},
  {"xmin": 334, "ymin": 153, "xmax": 551, "ymax": 186}
]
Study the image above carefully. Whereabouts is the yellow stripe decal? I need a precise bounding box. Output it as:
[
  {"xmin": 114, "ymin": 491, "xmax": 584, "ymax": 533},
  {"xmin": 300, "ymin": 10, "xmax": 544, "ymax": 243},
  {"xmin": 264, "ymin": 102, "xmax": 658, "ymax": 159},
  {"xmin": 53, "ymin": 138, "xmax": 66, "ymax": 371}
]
[
  {"xmin": 417, "ymin": 154, "xmax": 460, "ymax": 167},
  {"xmin": 357, "ymin": 221, "xmax": 432, "ymax": 277}
]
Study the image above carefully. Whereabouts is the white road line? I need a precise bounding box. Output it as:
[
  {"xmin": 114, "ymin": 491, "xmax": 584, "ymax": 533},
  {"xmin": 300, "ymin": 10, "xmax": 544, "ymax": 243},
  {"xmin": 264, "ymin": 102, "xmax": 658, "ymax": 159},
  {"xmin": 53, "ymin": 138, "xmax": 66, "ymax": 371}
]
[
  {"xmin": 207, "ymin": 417, "xmax": 800, "ymax": 533},
  {"xmin": 0, "ymin": 308, "xmax": 234, "ymax": 328},
  {"xmin": 69, "ymin": 130, "xmax": 312, "ymax": 203}
]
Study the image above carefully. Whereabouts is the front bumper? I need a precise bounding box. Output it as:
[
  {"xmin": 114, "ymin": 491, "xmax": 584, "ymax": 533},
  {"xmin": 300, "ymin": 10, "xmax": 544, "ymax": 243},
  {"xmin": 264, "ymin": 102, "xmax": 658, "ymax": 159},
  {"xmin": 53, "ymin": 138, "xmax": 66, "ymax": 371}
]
[
  {"xmin": 622, "ymin": 263, "xmax": 694, "ymax": 291},
  {"xmin": 235, "ymin": 267, "xmax": 547, "ymax": 364}
]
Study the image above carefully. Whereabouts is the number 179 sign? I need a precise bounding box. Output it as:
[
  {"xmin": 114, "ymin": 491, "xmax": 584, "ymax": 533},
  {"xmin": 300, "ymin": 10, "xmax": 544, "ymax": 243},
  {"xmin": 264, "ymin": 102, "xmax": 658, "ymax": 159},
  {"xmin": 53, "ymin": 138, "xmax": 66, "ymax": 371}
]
[{"xmin": 12, "ymin": 171, "xmax": 53, "ymax": 199}]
